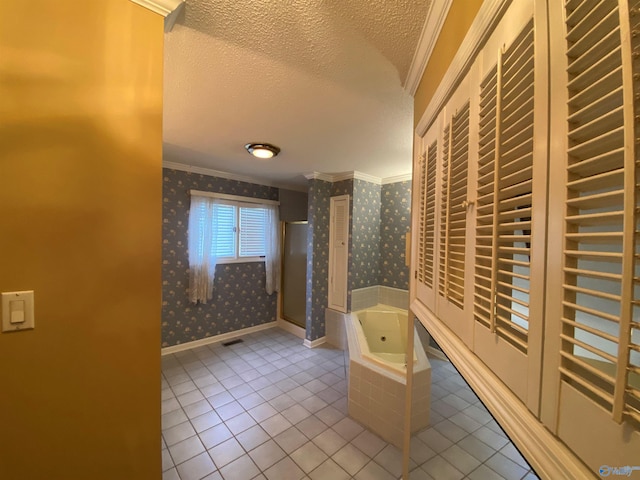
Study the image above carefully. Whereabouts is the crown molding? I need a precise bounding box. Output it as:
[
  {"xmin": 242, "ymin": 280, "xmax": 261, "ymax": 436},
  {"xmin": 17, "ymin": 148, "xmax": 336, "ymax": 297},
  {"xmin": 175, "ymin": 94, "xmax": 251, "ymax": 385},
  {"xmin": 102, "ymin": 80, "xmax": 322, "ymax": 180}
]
[
  {"xmin": 129, "ymin": 0, "xmax": 185, "ymax": 32},
  {"xmin": 382, "ymin": 173, "xmax": 412, "ymax": 185},
  {"xmin": 405, "ymin": 0, "xmax": 453, "ymax": 96},
  {"xmin": 163, "ymin": 161, "xmax": 306, "ymax": 192},
  {"xmin": 305, "ymin": 171, "xmax": 410, "ymax": 185},
  {"xmin": 352, "ymin": 171, "xmax": 382, "ymax": 185},
  {"xmin": 325, "ymin": 171, "xmax": 381, "ymax": 185},
  {"xmin": 304, "ymin": 172, "xmax": 334, "ymax": 182},
  {"xmin": 166, "ymin": 164, "xmax": 411, "ymax": 190},
  {"xmin": 416, "ymin": 0, "xmax": 512, "ymax": 136}
]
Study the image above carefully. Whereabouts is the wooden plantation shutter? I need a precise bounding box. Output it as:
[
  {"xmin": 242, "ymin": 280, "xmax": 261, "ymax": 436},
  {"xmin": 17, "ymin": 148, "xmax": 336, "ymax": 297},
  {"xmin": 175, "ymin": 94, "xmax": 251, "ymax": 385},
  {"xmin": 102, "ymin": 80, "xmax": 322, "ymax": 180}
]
[
  {"xmin": 543, "ymin": 0, "xmax": 640, "ymax": 470},
  {"xmin": 439, "ymin": 103, "xmax": 470, "ymax": 309},
  {"xmin": 474, "ymin": 64, "xmax": 498, "ymax": 334},
  {"xmin": 627, "ymin": 0, "xmax": 640, "ymax": 427},
  {"xmin": 415, "ymin": 133, "xmax": 439, "ymax": 310},
  {"xmin": 474, "ymin": 19, "xmax": 535, "ymax": 349},
  {"xmin": 561, "ymin": 0, "xmax": 623, "ymax": 417},
  {"xmin": 494, "ymin": 19, "xmax": 535, "ymax": 353},
  {"xmin": 472, "ymin": 13, "xmax": 540, "ymax": 404},
  {"xmin": 557, "ymin": 0, "xmax": 640, "ymax": 426},
  {"xmin": 417, "ymin": 141, "xmax": 438, "ymax": 290}
]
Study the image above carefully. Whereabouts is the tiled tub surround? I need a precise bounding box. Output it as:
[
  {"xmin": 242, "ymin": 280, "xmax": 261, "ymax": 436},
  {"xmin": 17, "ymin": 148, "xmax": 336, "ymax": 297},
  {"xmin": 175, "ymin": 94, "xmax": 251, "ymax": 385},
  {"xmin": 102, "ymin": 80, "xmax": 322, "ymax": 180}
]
[
  {"xmin": 346, "ymin": 305, "xmax": 430, "ymax": 448},
  {"xmin": 350, "ymin": 285, "xmax": 409, "ymax": 312}
]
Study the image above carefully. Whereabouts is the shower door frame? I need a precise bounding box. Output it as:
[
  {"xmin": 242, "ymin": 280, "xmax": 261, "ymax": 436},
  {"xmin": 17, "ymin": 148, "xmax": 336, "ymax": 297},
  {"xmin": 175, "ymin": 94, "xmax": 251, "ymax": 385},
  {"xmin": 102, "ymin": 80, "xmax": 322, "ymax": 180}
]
[{"xmin": 280, "ymin": 221, "xmax": 308, "ymax": 329}]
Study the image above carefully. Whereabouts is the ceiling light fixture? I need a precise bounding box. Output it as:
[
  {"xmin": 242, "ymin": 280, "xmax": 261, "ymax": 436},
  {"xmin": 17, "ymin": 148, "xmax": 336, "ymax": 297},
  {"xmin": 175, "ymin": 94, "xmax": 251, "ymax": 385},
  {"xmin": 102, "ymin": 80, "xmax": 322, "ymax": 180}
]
[{"xmin": 245, "ymin": 143, "xmax": 280, "ymax": 159}]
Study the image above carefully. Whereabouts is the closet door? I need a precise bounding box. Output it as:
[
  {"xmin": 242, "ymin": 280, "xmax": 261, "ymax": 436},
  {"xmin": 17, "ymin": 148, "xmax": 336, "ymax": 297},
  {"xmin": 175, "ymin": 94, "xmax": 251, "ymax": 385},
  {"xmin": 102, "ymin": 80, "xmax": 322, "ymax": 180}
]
[
  {"xmin": 329, "ymin": 195, "xmax": 349, "ymax": 312},
  {"xmin": 436, "ymin": 76, "xmax": 474, "ymax": 344},
  {"xmin": 544, "ymin": 0, "xmax": 640, "ymax": 470},
  {"xmin": 413, "ymin": 119, "xmax": 441, "ymax": 312},
  {"xmin": 471, "ymin": 0, "xmax": 547, "ymax": 409}
]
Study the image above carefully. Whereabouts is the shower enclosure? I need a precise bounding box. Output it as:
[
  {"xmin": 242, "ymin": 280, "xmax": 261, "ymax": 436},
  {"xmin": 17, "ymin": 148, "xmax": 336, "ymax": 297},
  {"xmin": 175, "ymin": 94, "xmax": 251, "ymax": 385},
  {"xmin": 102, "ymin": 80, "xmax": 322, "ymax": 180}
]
[{"xmin": 280, "ymin": 221, "xmax": 307, "ymax": 328}]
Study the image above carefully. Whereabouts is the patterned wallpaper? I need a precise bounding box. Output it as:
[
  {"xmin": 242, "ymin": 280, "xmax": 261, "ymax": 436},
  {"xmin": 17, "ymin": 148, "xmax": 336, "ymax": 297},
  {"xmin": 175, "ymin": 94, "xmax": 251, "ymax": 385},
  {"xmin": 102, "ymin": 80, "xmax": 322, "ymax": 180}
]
[
  {"xmin": 380, "ymin": 180, "xmax": 411, "ymax": 289},
  {"xmin": 162, "ymin": 168, "xmax": 279, "ymax": 347},
  {"xmin": 306, "ymin": 178, "xmax": 331, "ymax": 341},
  {"xmin": 352, "ymin": 179, "xmax": 382, "ymax": 291},
  {"xmin": 162, "ymin": 168, "xmax": 410, "ymax": 346}
]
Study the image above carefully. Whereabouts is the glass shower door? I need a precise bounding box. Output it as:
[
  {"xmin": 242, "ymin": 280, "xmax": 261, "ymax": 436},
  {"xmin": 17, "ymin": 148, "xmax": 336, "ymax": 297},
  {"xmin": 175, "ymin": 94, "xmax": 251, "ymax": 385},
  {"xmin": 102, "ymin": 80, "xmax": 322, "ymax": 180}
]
[{"xmin": 281, "ymin": 221, "xmax": 307, "ymax": 328}]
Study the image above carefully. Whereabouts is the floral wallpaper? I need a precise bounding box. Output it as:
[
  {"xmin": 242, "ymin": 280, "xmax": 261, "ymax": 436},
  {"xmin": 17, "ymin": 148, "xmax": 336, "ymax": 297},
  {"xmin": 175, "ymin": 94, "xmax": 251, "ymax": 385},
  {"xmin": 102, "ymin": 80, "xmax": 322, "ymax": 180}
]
[
  {"xmin": 380, "ymin": 180, "xmax": 411, "ymax": 289},
  {"xmin": 162, "ymin": 168, "xmax": 410, "ymax": 346},
  {"xmin": 162, "ymin": 168, "xmax": 278, "ymax": 347},
  {"xmin": 351, "ymin": 179, "xmax": 382, "ymax": 292},
  {"xmin": 306, "ymin": 178, "xmax": 331, "ymax": 341}
]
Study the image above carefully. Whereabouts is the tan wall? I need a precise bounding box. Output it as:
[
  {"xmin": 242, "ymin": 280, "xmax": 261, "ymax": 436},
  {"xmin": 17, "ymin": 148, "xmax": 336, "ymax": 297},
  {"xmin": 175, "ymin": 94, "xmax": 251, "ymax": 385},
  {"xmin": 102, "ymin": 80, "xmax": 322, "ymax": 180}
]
[
  {"xmin": 0, "ymin": 1, "xmax": 163, "ymax": 479},
  {"xmin": 413, "ymin": 0, "xmax": 483, "ymax": 125}
]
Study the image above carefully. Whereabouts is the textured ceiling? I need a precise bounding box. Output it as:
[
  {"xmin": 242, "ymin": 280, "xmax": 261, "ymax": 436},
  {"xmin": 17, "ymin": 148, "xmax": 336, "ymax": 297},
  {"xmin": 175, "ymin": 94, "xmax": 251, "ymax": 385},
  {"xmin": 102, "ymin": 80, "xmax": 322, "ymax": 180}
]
[{"xmin": 163, "ymin": 0, "xmax": 432, "ymax": 189}]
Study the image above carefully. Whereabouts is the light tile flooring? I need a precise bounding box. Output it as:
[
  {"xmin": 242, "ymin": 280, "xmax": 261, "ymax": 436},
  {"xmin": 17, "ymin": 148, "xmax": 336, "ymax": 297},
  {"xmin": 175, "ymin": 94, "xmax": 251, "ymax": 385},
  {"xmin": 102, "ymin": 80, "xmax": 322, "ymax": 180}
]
[{"xmin": 162, "ymin": 328, "xmax": 539, "ymax": 480}]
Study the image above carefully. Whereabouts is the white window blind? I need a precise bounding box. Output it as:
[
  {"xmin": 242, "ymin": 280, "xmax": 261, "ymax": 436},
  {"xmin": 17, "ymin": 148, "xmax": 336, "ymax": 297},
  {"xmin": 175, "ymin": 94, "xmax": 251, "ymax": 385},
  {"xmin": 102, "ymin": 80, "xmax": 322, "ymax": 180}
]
[
  {"xmin": 214, "ymin": 204, "xmax": 236, "ymax": 258},
  {"xmin": 239, "ymin": 207, "xmax": 267, "ymax": 257}
]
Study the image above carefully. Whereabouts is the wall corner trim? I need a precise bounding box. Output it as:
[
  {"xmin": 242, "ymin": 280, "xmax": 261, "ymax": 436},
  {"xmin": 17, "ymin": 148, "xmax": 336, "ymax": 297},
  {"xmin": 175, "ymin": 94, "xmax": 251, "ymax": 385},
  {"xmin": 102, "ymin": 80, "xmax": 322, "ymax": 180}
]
[
  {"xmin": 303, "ymin": 336, "xmax": 327, "ymax": 349},
  {"xmin": 404, "ymin": 0, "xmax": 453, "ymax": 96},
  {"xmin": 161, "ymin": 322, "xmax": 277, "ymax": 355},
  {"xmin": 415, "ymin": 0, "xmax": 512, "ymax": 136},
  {"xmin": 130, "ymin": 0, "xmax": 185, "ymax": 32},
  {"xmin": 411, "ymin": 300, "xmax": 593, "ymax": 480}
]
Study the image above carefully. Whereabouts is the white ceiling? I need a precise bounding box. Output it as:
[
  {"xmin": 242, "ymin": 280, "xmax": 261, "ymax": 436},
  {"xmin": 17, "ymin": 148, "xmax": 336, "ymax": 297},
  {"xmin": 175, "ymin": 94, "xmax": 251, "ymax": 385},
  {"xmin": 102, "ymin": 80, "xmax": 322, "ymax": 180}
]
[{"xmin": 163, "ymin": 0, "xmax": 432, "ymax": 190}]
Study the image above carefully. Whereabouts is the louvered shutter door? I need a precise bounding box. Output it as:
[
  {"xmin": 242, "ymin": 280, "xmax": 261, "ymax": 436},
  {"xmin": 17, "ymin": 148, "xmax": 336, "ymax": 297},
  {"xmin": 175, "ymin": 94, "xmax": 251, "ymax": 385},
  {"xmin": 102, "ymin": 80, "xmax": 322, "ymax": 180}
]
[
  {"xmin": 472, "ymin": 9, "xmax": 545, "ymax": 406},
  {"xmin": 414, "ymin": 124, "xmax": 440, "ymax": 311},
  {"xmin": 544, "ymin": 0, "xmax": 640, "ymax": 468},
  {"xmin": 329, "ymin": 195, "xmax": 349, "ymax": 312},
  {"xmin": 495, "ymin": 20, "xmax": 534, "ymax": 353},
  {"xmin": 438, "ymin": 123, "xmax": 451, "ymax": 303},
  {"xmin": 628, "ymin": 0, "xmax": 640, "ymax": 431},
  {"xmin": 441, "ymin": 103, "xmax": 470, "ymax": 310},
  {"xmin": 436, "ymin": 96, "xmax": 472, "ymax": 341},
  {"xmin": 475, "ymin": 64, "xmax": 498, "ymax": 334}
]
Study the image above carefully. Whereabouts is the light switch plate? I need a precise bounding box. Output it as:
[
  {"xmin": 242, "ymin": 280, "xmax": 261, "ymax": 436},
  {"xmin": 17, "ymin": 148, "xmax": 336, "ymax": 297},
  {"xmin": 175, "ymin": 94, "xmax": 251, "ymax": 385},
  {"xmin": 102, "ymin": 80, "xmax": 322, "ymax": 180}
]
[{"xmin": 2, "ymin": 291, "xmax": 35, "ymax": 333}]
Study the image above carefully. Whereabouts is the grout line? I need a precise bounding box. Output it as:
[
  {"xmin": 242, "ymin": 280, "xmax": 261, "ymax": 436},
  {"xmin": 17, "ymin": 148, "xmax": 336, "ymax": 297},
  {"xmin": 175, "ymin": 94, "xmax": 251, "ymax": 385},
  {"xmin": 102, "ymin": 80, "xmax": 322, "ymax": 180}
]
[{"xmin": 162, "ymin": 328, "xmax": 539, "ymax": 480}]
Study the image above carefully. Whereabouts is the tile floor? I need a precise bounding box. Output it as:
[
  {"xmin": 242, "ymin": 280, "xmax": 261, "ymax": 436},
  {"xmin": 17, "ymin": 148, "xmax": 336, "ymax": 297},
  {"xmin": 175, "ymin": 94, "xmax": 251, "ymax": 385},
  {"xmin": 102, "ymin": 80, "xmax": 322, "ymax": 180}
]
[{"xmin": 161, "ymin": 328, "xmax": 539, "ymax": 480}]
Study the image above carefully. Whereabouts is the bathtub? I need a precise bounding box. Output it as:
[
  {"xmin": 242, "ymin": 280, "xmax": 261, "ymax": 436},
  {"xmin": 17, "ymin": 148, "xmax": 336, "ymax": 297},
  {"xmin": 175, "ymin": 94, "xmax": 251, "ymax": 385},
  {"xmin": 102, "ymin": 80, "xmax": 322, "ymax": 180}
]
[
  {"xmin": 355, "ymin": 307, "xmax": 417, "ymax": 371},
  {"xmin": 344, "ymin": 304, "xmax": 431, "ymax": 447}
]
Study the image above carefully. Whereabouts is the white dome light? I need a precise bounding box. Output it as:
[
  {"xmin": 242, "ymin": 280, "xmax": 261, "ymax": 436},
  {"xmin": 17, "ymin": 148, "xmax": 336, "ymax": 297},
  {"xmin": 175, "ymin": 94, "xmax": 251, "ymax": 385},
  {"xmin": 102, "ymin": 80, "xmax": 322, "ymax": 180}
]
[{"xmin": 245, "ymin": 143, "xmax": 280, "ymax": 159}]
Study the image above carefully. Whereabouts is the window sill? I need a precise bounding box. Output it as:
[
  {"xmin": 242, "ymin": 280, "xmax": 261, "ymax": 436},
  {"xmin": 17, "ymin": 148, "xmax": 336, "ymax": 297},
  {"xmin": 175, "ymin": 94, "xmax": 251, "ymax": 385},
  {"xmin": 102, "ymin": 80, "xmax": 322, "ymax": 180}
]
[{"xmin": 216, "ymin": 257, "xmax": 265, "ymax": 265}]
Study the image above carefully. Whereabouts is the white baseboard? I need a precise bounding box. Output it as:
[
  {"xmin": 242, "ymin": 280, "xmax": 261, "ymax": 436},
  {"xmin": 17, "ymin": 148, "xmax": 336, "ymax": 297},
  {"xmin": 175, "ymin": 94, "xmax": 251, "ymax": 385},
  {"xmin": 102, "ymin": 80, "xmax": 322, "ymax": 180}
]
[
  {"xmin": 411, "ymin": 300, "xmax": 593, "ymax": 480},
  {"xmin": 303, "ymin": 336, "xmax": 326, "ymax": 349},
  {"xmin": 425, "ymin": 345, "xmax": 449, "ymax": 362},
  {"xmin": 161, "ymin": 322, "xmax": 277, "ymax": 355},
  {"xmin": 277, "ymin": 318, "xmax": 306, "ymax": 340}
]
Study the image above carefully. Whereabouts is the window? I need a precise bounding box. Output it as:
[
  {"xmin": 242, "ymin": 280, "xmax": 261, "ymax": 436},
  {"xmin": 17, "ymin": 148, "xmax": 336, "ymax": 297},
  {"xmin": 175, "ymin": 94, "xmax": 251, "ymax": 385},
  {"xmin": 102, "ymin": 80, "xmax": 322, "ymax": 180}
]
[
  {"xmin": 213, "ymin": 203, "xmax": 268, "ymax": 261},
  {"xmin": 188, "ymin": 191, "xmax": 281, "ymax": 303}
]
